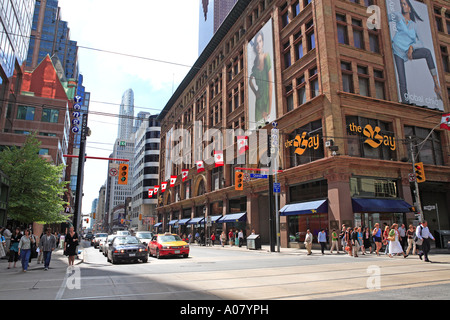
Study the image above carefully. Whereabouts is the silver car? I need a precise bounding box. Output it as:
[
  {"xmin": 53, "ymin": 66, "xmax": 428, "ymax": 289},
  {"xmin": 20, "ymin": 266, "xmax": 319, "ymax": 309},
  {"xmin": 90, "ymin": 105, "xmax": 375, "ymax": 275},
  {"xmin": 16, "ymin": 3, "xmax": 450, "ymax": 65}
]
[{"xmin": 102, "ymin": 234, "xmax": 117, "ymax": 257}]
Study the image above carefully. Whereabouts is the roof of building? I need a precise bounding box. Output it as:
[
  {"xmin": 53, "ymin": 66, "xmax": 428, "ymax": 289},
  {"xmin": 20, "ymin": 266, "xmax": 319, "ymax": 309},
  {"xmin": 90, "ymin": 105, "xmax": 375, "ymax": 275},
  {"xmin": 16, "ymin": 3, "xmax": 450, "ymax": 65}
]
[{"xmin": 157, "ymin": 0, "xmax": 250, "ymax": 121}]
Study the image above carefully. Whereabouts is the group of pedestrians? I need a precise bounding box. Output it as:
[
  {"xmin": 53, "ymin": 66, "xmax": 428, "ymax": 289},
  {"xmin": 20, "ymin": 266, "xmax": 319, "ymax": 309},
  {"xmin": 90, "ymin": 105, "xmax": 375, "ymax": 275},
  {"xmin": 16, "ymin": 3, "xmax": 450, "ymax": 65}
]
[
  {"xmin": 0, "ymin": 226, "xmax": 70, "ymax": 272},
  {"xmin": 331, "ymin": 221, "xmax": 435, "ymax": 261}
]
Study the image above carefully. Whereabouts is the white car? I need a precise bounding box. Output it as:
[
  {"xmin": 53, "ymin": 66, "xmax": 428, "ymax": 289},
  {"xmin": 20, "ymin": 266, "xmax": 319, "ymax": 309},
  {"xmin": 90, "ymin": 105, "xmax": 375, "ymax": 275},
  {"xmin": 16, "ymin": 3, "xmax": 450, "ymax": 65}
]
[
  {"xmin": 115, "ymin": 230, "xmax": 130, "ymax": 236},
  {"xmin": 93, "ymin": 233, "xmax": 108, "ymax": 249},
  {"xmin": 135, "ymin": 231, "xmax": 153, "ymax": 246}
]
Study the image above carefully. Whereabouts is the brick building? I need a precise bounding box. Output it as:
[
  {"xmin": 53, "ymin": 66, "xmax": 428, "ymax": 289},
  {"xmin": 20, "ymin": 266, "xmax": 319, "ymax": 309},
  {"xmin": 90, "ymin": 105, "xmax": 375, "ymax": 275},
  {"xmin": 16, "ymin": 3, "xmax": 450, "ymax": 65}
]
[{"xmin": 156, "ymin": 0, "xmax": 450, "ymax": 247}]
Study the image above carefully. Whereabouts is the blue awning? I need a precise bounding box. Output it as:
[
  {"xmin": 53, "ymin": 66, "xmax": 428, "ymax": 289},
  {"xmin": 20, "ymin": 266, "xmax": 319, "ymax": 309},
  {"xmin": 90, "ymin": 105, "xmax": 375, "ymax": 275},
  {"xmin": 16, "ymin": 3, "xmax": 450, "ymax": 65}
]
[
  {"xmin": 187, "ymin": 217, "xmax": 204, "ymax": 225},
  {"xmin": 352, "ymin": 198, "xmax": 412, "ymax": 213},
  {"xmin": 153, "ymin": 222, "xmax": 162, "ymax": 227},
  {"xmin": 217, "ymin": 212, "xmax": 247, "ymax": 223},
  {"xmin": 178, "ymin": 218, "xmax": 191, "ymax": 225},
  {"xmin": 168, "ymin": 220, "xmax": 178, "ymax": 225},
  {"xmin": 279, "ymin": 200, "xmax": 328, "ymax": 216},
  {"xmin": 199, "ymin": 215, "xmax": 223, "ymax": 224}
]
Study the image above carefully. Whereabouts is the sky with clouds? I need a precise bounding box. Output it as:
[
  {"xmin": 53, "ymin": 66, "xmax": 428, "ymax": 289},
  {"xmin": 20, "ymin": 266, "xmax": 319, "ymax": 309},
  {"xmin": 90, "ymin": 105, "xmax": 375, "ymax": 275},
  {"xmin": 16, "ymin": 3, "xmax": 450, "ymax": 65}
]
[{"xmin": 57, "ymin": 0, "xmax": 200, "ymax": 218}]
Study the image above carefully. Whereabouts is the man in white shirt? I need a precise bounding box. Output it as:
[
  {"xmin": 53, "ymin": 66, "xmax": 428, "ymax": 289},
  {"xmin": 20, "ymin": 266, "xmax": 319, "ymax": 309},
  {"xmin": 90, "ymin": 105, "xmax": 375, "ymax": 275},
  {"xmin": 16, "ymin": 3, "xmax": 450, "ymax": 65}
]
[{"xmin": 416, "ymin": 221, "xmax": 435, "ymax": 262}]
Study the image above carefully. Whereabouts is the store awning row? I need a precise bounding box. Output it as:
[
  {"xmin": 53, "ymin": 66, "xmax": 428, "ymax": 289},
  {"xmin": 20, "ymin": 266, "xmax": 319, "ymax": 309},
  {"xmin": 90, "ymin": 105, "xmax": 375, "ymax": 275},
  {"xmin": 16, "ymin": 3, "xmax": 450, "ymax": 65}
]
[
  {"xmin": 351, "ymin": 198, "xmax": 413, "ymax": 213},
  {"xmin": 187, "ymin": 217, "xmax": 204, "ymax": 225},
  {"xmin": 217, "ymin": 212, "xmax": 247, "ymax": 223},
  {"xmin": 279, "ymin": 200, "xmax": 328, "ymax": 216},
  {"xmin": 168, "ymin": 220, "xmax": 178, "ymax": 225},
  {"xmin": 178, "ymin": 218, "xmax": 191, "ymax": 225}
]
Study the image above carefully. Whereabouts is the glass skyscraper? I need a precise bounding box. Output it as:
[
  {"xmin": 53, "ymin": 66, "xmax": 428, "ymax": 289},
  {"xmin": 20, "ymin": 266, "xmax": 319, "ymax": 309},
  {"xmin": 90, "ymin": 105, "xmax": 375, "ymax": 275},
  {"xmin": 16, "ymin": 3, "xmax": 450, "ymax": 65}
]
[
  {"xmin": 0, "ymin": 0, "xmax": 35, "ymax": 79},
  {"xmin": 26, "ymin": 0, "xmax": 78, "ymax": 79}
]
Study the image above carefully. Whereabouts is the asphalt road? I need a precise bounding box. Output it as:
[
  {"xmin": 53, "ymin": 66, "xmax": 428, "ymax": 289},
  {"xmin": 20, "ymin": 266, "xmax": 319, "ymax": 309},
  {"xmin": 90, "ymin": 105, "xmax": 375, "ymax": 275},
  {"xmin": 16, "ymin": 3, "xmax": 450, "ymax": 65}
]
[{"xmin": 1, "ymin": 240, "xmax": 449, "ymax": 308}]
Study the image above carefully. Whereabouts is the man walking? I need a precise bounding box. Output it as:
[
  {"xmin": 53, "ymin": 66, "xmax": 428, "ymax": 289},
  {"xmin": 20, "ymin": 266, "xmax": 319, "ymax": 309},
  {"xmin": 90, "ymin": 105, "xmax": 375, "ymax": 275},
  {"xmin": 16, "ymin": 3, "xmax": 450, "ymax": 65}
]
[
  {"xmin": 39, "ymin": 228, "xmax": 56, "ymax": 270},
  {"xmin": 416, "ymin": 221, "xmax": 435, "ymax": 262},
  {"xmin": 398, "ymin": 224, "xmax": 407, "ymax": 251},
  {"xmin": 330, "ymin": 229, "xmax": 340, "ymax": 254},
  {"xmin": 318, "ymin": 229, "xmax": 327, "ymax": 255},
  {"xmin": 304, "ymin": 229, "xmax": 313, "ymax": 255}
]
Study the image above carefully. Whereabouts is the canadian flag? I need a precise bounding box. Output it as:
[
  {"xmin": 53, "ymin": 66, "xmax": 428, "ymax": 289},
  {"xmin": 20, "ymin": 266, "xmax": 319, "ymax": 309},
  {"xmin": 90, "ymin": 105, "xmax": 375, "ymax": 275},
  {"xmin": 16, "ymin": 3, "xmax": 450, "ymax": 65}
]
[
  {"xmin": 182, "ymin": 169, "xmax": 189, "ymax": 182},
  {"xmin": 441, "ymin": 113, "xmax": 450, "ymax": 131},
  {"xmin": 148, "ymin": 188, "xmax": 154, "ymax": 198},
  {"xmin": 161, "ymin": 182, "xmax": 168, "ymax": 193},
  {"xmin": 214, "ymin": 151, "xmax": 224, "ymax": 167},
  {"xmin": 237, "ymin": 136, "xmax": 249, "ymax": 155},
  {"xmin": 196, "ymin": 160, "xmax": 205, "ymax": 173},
  {"xmin": 170, "ymin": 175, "xmax": 177, "ymax": 187},
  {"xmin": 153, "ymin": 185, "xmax": 160, "ymax": 193}
]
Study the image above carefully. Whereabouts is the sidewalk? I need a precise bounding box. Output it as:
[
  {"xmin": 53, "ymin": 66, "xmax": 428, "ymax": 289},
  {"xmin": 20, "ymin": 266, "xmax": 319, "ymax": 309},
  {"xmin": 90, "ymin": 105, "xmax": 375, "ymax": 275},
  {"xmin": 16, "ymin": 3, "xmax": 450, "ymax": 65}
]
[
  {"xmin": 0, "ymin": 248, "xmax": 84, "ymax": 271},
  {"xmin": 193, "ymin": 242, "xmax": 450, "ymax": 256}
]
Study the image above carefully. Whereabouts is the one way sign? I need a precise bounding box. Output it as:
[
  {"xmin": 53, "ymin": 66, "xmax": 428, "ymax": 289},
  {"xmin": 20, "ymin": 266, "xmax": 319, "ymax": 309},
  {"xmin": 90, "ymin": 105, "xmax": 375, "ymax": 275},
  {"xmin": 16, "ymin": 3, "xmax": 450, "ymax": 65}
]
[{"xmin": 64, "ymin": 207, "xmax": 71, "ymax": 214}]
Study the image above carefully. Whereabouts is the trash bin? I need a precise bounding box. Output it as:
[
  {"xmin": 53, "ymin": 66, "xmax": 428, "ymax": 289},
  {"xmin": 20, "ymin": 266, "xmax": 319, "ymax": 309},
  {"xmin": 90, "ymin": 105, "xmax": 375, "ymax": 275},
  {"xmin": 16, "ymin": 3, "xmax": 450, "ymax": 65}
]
[
  {"xmin": 247, "ymin": 234, "xmax": 261, "ymax": 250},
  {"xmin": 434, "ymin": 230, "xmax": 450, "ymax": 249}
]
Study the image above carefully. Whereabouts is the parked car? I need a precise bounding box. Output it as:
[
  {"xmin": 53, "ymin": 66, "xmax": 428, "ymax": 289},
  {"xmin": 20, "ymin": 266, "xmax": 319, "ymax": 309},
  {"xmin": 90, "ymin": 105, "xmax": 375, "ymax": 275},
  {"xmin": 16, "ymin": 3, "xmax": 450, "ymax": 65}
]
[
  {"xmin": 135, "ymin": 231, "xmax": 153, "ymax": 246},
  {"xmin": 148, "ymin": 233, "xmax": 189, "ymax": 259},
  {"xmin": 93, "ymin": 233, "xmax": 108, "ymax": 249},
  {"xmin": 102, "ymin": 234, "xmax": 117, "ymax": 257},
  {"xmin": 85, "ymin": 233, "xmax": 95, "ymax": 245},
  {"xmin": 107, "ymin": 236, "xmax": 148, "ymax": 264}
]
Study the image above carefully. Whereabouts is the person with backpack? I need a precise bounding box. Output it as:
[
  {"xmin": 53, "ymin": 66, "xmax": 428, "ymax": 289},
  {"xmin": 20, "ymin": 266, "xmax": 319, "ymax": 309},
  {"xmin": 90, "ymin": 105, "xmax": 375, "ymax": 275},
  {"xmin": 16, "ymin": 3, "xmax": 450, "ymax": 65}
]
[{"xmin": 416, "ymin": 221, "xmax": 435, "ymax": 262}]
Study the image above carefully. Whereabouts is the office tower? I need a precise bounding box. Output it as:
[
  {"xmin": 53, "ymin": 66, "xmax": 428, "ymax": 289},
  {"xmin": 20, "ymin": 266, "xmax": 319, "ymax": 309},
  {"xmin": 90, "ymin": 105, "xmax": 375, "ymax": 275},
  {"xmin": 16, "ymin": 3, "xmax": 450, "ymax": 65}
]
[
  {"xmin": 117, "ymin": 88, "xmax": 135, "ymax": 140},
  {"xmin": 198, "ymin": 0, "xmax": 237, "ymax": 55},
  {"xmin": 26, "ymin": 0, "xmax": 78, "ymax": 79},
  {"xmin": 131, "ymin": 114, "xmax": 160, "ymax": 230}
]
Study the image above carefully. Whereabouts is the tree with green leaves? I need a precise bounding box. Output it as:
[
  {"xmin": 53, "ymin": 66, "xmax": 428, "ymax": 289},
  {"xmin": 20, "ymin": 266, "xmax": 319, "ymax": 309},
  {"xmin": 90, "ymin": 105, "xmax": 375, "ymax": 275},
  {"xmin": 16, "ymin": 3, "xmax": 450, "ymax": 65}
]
[{"xmin": 0, "ymin": 134, "xmax": 69, "ymax": 224}]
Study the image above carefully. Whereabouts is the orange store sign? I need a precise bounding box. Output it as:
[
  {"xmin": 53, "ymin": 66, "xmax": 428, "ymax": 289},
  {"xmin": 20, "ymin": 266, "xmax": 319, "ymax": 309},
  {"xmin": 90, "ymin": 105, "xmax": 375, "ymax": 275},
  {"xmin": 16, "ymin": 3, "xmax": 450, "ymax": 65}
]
[
  {"xmin": 348, "ymin": 123, "xmax": 396, "ymax": 151},
  {"xmin": 285, "ymin": 132, "xmax": 320, "ymax": 156}
]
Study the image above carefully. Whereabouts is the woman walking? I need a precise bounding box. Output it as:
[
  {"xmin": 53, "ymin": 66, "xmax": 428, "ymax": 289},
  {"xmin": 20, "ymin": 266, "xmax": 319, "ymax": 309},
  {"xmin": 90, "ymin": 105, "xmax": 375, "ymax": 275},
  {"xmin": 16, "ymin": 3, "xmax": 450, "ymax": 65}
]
[
  {"xmin": 406, "ymin": 225, "xmax": 417, "ymax": 255},
  {"xmin": 345, "ymin": 227, "xmax": 353, "ymax": 256},
  {"xmin": 383, "ymin": 225, "xmax": 390, "ymax": 255},
  {"xmin": 363, "ymin": 227, "xmax": 373, "ymax": 254},
  {"xmin": 357, "ymin": 227, "xmax": 365, "ymax": 255},
  {"xmin": 388, "ymin": 224, "xmax": 408, "ymax": 258},
  {"xmin": 18, "ymin": 229, "xmax": 35, "ymax": 272},
  {"xmin": 8, "ymin": 228, "xmax": 21, "ymax": 269},
  {"xmin": 220, "ymin": 231, "xmax": 227, "ymax": 247},
  {"xmin": 372, "ymin": 223, "xmax": 382, "ymax": 256},
  {"xmin": 64, "ymin": 226, "xmax": 79, "ymax": 266}
]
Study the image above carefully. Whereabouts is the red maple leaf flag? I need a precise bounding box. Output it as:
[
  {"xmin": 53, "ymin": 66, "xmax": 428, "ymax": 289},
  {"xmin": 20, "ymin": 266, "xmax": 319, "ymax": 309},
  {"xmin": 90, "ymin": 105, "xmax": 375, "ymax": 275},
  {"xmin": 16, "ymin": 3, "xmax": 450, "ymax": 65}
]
[
  {"xmin": 170, "ymin": 175, "xmax": 177, "ymax": 187},
  {"xmin": 237, "ymin": 136, "xmax": 249, "ymax": 155},
  {"xmin": 441, "ymin": 113, "xmax": 450, "ymax": 131},
  {"xmin": 214, "ymin": 151, "xmax": 224, "ymax": 167},
  {"xmin": 161, "ymin": 182, "xmax": 168, "ymax": 193},
  {"xmin": 196, "ymin": 160, "xmax": 205, "ymax": 173},
  {"xmin": 153, "ymin": 185, "xmax": 160, "ymax": 193},
  {"xmin": 182, "ymin": 169, "xmax": 189, "ymax": 182},
  {"xmin": 148, "ymin": 188, "xmax": 154, "ymax": 198}
]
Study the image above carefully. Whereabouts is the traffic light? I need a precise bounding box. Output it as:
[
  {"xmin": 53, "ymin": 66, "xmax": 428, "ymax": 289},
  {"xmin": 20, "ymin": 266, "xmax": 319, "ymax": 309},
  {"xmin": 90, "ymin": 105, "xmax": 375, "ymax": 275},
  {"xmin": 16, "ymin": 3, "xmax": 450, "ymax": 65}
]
[
  {"xmin": 86, "ymin": 218, "xmax": 89, "ymax": 224},
  {"xmin": 414, "ymin": 162, "xmax": 426, "ymax": 183},
  {"xmin": 235, "ymin": 171, "xmax": 244, "ymax": 191},
  {"xmin": 118, "ymin": 164, "xmax": 129, "ymax": 185}
]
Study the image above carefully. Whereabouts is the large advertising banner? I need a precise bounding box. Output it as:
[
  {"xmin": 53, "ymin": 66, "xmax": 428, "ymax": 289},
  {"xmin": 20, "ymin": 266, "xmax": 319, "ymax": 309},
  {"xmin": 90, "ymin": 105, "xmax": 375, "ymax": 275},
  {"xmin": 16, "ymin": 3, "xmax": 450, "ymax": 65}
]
[
  {"xmin": 248, "ymin": 19, "xmax": 277, "ymax": 131},
  {"xmin": 386, "ymin": 0, "xmax": 444, "ymax": 111}
]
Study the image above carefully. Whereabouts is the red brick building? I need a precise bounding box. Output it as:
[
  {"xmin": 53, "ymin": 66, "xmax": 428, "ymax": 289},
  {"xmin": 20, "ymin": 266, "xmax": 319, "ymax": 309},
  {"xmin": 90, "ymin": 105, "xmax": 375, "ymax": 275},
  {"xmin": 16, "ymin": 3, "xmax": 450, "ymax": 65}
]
[
  {"xmin": 156, "ymin": 0, "xmax": 450, "ymax": 247},
  {"xmin": 0, "ymin": 54, "xmax": 76, "ymax": 203}
]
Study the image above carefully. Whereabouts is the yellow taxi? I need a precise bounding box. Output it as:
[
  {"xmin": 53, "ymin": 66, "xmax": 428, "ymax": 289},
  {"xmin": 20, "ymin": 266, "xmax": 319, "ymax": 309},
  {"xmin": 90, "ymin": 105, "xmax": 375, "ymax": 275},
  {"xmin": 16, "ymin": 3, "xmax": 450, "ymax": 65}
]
[{"xmin": 148, "ymin": 233, "xmax": 189, "ymax": 259}]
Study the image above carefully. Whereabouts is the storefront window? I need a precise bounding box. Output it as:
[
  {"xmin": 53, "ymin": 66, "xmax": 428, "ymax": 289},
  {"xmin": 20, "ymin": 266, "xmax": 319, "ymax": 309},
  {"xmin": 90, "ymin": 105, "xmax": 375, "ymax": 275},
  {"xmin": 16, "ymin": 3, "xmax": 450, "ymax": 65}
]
[
  {"xmin": 346, "ymin": 116, "xmax": 396, "ymax": 161},
  {"xmin": 289, "ymin": 180, "xmax": 327, "ymax": 203},
  {"xmin": 288, "ymin": 213, "xmax": 328, "ymax": 242},
  {"xmin": 350, "ymin": 177, "xmax": 398, "ymax": 198},
  {"xmin": 286, "ymin": 120, "xmax": 324, "ymax": 168},
  {"xmin": 404, "ymin": 125, "xmax": 443, "ymax": 166}
]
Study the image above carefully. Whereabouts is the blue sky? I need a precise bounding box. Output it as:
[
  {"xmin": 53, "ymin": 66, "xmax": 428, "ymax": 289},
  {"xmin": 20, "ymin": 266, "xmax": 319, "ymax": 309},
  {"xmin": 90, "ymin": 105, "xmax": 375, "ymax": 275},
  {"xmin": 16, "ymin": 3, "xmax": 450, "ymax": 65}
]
[{"xmin": 57, "ymin": 0, "xmax": 200, "ymax": 218}]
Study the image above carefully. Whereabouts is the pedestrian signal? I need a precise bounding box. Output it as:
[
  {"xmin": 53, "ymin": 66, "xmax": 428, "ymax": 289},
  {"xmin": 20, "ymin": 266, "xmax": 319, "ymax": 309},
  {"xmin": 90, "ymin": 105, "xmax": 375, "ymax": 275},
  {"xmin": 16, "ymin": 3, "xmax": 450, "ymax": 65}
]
[
  {"xmin": 235, "ymin": 171, "xmax": 244, "ymax": 191},
  {"xmin": 414, "ymin": 162, "xmax": 426, "ymax": 183},
  {"xmin": 118, "ymin": 164, "xmax": 129, "ymax": 185}
]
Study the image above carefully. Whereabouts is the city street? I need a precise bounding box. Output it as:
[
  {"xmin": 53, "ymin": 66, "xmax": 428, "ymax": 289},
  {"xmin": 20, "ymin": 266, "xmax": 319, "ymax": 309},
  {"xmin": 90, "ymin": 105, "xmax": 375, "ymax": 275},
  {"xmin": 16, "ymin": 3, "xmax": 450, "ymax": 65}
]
[{"xmin": 1, "ymin": 240, "xmax": 449, "ymax": 303}]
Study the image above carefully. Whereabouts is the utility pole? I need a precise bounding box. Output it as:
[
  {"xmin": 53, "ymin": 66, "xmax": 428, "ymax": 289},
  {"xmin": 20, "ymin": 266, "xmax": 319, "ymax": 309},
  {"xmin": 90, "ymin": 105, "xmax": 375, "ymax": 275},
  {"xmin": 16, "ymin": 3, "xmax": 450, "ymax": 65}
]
[
  {"xmin": 409, "ymin": 136, "xmax": 423, "ymax": 222},
  {"xmin": 267, "ymin": 131, "xmax": 275, "ymax": 253}
]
